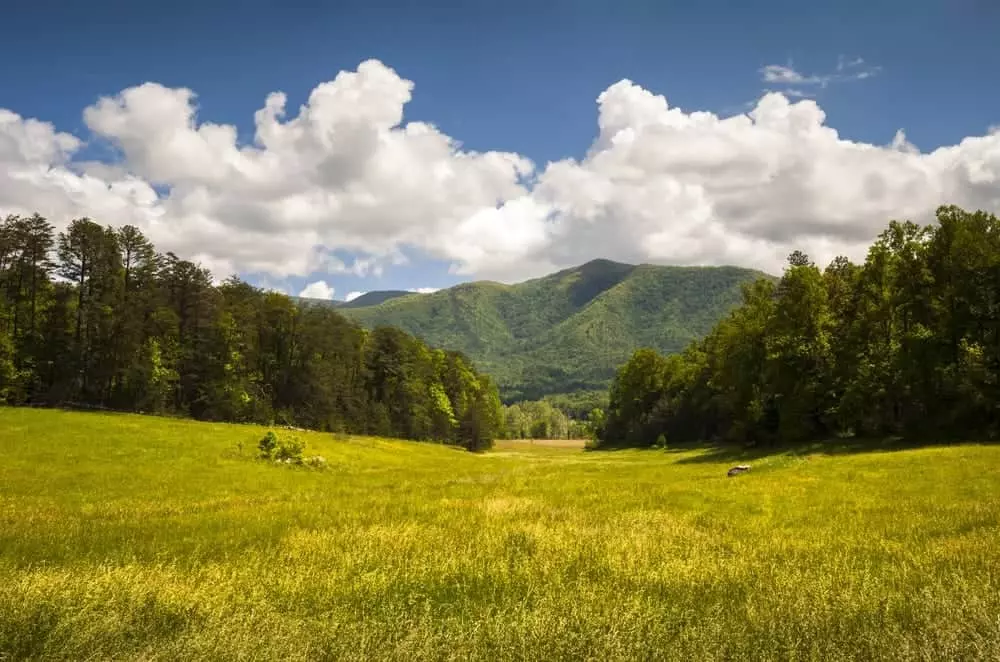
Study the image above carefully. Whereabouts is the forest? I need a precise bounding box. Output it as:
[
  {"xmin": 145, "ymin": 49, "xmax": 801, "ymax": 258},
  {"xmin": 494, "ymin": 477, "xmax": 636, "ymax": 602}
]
[
  {"xmin": 598, "ymin": 206, "xmax": 1000, "ymax": 448},
  {"xmin": 8, "ymin": 205, "xmax": 998, "ymax": 452},
  {"xmin": 500, "ymin": 398, "xmax": 590, "ymax": 440},
  {"xmin": 0, "ymin": 215, "xmax": 503, "ymax": 450}
]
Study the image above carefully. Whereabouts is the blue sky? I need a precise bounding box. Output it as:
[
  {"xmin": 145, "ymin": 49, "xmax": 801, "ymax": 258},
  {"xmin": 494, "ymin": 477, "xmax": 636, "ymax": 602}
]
[{"xmin": 2, "ymin": 0, "xmax": 999, "ymax": 299}]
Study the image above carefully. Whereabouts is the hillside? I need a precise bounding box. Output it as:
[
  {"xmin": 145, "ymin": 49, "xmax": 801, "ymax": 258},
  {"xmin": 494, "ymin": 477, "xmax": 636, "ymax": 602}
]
[
  {"xmin": 293, "ymin": 290, "xmax": 414, "ymax": 309},
  {"xmin": 339, "ymin": 290, "xmax": 415, "ymax": 308},
  {"xmin": 342, "ymin": 259, "xmax": 771, "ymax": 401}
]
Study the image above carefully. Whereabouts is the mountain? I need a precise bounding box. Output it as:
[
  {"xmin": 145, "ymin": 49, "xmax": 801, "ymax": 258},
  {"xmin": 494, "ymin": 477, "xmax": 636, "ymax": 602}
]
[
  {"xmin": 339, "ymin": 290, "xmax": 414, "ymax": 308},
  {"xmin": 340, "ymin": 259, "xmax": 772, "ymax": 402},
  {"xmin": 293, "ymin": 290, "xmax": 414, "ymax": 309}
]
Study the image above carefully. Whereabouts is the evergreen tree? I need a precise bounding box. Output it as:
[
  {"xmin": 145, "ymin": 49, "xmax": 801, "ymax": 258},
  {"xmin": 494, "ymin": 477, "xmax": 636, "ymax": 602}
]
[{"xmin": 0, "ymin": 212, "xmax": 502, "ymax": 449}]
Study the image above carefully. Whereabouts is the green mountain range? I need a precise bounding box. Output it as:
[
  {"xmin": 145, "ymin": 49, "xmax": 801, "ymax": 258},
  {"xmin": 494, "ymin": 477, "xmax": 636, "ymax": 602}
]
[
  {"xmin": 293, "ymin": 290, "xmax": 412, "ymax": 309},
  {"xmin": 327, "ymin": 259, "xmax": 771, "ymax": 402},
  {"xmin": 339, "ymin": 290, "xmax": 413, "ymax": 308}
]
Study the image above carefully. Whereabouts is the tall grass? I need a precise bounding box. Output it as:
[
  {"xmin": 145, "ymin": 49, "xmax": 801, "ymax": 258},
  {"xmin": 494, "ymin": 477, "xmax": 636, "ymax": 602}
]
[{"xmin": 2, "ymin": 407, "xmax": 999, "ymax": 660}]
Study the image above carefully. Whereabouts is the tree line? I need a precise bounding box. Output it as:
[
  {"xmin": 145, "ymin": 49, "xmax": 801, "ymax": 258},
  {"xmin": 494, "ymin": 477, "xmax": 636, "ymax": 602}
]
[
  {"xmin": 597, "ymin": 206, "xmax": 1000, "ymax": 448},
  {"xmin": 501, "ymin": 399, "xmax": 590, "ymax": 440},
  {"xmin": 0, "ymin": 214, "xmax": 502, "ymax": 450}
]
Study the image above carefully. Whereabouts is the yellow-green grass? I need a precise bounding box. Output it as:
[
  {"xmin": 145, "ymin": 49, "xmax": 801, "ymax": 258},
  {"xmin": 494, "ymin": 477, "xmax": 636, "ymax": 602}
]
[{"xmin": 2, "ymin": 407, "xmax": 1000, "ymax": 661}]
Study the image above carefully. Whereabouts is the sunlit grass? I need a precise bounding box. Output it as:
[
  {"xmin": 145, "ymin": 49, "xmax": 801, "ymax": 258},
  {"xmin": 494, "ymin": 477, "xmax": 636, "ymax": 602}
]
[{"xmin": 2, "ymin": 407, "xmax": 999, "ymax": 660}]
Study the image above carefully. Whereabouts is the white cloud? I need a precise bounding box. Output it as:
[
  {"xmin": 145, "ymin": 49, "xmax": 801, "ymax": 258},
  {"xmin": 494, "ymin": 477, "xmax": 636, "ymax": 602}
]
[
  {"xmin": 760, "ymin": 57, "xmax": 880, "ymax": 89},
  {"xmin": 0, "ymin": 109, "xmax": 163, "ymax": 239},
  {"xmin": 1, "ymin": 58, "xmax": 999, "ymax": 284},
  {"xmin": 298, "ymin": 280, "xmax": 335, "ymax": 300},
  {"xmin": 313, "ymin": 254, "xmax": 386, "ymax": 277},
  {"xmin": 72, "ymin": 59, "xmax": 532, "ymax": 279},
  {"xmin": 344, "ymin": 291, "xmax": 366, "ymax": 302},
  {"xmin": 760, "ymin": 64, "xmax": 823, "ymax": 86},
  {"xmin": 461, "ymin": 80, "xmax": 999, "ymax": 278}
]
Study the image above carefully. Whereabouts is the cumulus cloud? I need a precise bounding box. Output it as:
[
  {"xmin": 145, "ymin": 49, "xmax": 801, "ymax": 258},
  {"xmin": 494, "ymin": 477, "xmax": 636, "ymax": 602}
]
[
  {"xmin": 344, "ymin": 291, "xmax": 366, "ymax": 302},
  {"xmin": 30, "ymin": 59, "xmax": 531, "ymax": 279},
  {"xmin": 0, "ymin": 109, "xmax": 162, "ymax": 238},
  {"xmin": 298, "ymin": 280, "xmax": 335, "ymax": 300},
  {"xmin": 314, "ymin": 254, "xmax": 386, "ymax": 277},
  {"xmin": 2, "ymin": 58, "xmax": 1000, "ymax": 283},
  {"xmin": 456, "ymin": 78, "xmax": 1000, "ymax": 278}
]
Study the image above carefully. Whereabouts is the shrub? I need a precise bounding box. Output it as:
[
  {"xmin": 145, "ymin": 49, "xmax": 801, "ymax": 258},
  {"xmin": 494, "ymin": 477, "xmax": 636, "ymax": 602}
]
[
  {"xmin": 258, "ymin": 431, "xmax": 278, "ymax": 458},
  {"xmin": 274, "ymin": 435, "xmax": 305, "ymax": 463},
  {"xmin": 257, "ymin": 430, "xmax": 305, "ymax": 464}
]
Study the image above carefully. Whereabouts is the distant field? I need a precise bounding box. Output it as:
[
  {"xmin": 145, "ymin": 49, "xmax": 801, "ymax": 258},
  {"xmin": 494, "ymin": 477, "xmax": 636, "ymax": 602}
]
[
  {"xmin": 2, "ymin": 408, "xmax": 1000, "ymax": 660},
  {"xmin": 496, "ymin": 438, "xmax": 587, "ymax": 449}
]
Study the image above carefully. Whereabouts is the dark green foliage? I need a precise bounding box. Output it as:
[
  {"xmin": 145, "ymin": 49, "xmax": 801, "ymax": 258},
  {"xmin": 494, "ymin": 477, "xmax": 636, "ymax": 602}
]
[
  {"xmin": 541, "ymin": 390, "xmax": 609, "ymax": 419},
  {"xmin": 339, "ymin": 259, "xmax": 768, "ymax": 401},
  {"xmin": 257, "ymin": 431, "xmax": 279, "ymax": 458},
  {"xmin": 0, "ymin": 213, "xmax": 501, "ymax": 450},
  {"xmin": 598, "ymin": 206, "xmax": 1000, "ymax": 448}
]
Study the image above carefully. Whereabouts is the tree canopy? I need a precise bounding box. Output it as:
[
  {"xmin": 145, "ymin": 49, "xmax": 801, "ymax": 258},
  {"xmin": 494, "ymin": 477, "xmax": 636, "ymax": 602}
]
[
  {"xmin": 0, "ymin": 214, "xmax": 502, "ymax": 450},
  {"xmin": 597, "ymin": 206, "xmax": 1000, "ymax": 448}
]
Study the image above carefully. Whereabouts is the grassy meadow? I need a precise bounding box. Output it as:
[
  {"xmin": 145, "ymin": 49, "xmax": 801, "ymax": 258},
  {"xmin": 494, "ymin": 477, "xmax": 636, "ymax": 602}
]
[{"xmin": 2, "ymin": 408, "xmax": 1000, "ymax": 660}]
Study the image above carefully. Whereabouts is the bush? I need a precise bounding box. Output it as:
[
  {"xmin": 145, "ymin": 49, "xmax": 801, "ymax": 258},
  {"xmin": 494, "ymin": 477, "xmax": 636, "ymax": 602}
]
[
  {"xmin": 258, "ymin": 431, "xmax": 278, "ymax": 458},
  {"xmin": 274, "ymin": 435, "xmax": 305, "ymax": 463},
  {"xmin": 257, "ymin": 430, "xmax": 305, "ymax": 464}
]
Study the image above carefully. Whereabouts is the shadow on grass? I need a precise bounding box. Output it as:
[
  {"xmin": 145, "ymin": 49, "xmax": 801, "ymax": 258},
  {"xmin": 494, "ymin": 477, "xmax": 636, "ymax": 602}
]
[{"xmin": 668, "ymin": 435, "xmax": 998, "ymax": 465}]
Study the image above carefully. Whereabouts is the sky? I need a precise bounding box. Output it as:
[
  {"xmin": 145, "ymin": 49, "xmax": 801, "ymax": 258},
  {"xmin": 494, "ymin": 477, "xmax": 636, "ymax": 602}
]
[{"xmin": 1, "ymin": 0, "xmax": 999, "ymax": 301}]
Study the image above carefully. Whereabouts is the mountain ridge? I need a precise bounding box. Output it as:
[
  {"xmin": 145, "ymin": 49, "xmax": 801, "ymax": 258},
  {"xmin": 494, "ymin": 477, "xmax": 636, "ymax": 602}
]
[
  {"xmin": 339, "ymin": 290, "xmax": 415, "ymax": 308},
  {"xmin": 307, "ymin": 259, "xmax": 773, "ymax": 401}
]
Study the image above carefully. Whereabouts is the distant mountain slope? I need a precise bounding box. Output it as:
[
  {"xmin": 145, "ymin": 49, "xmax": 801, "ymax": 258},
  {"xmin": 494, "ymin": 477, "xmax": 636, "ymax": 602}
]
[
  {"xmin": 293, "ymin": 290, "xmax": 415, "ymax": 309},
  {"xmin": 339, "ymin": 290, "xmax": 414, "ymax": 308},
  {"xmin": 342, "ymin": 259, "xmax": 772, "ymax": 401}
]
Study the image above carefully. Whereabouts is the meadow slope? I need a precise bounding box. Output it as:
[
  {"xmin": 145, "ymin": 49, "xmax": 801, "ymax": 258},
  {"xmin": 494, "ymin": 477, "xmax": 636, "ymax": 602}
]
[{"xmin": 2, "ymin": 408, "xmax": 1000, "ymax": 660}]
